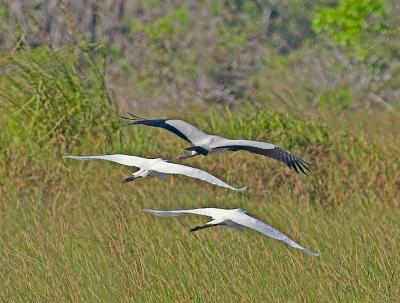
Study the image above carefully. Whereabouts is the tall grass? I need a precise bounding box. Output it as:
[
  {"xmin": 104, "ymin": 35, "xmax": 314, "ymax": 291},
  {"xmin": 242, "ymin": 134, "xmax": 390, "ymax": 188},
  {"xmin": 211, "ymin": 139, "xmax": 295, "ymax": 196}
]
[
  {"xmin": 0, "ymin": 45, "xmax": 115, "ymax": 161},
  {"xmin": 0, "ymin": 48, "xmax": 399, "ymax": 301},
  {"xmin": 1, "ymin": 164, "xmax": 399, "ymax": 302}
]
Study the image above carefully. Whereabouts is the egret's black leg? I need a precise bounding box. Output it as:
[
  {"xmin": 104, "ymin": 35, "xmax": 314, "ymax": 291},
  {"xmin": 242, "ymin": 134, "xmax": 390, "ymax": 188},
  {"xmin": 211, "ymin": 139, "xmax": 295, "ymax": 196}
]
[
  {"xmin": 122, "ymin": 176, "xmax": 138, "ymax": 183},
  {"xmin": 190, "ymin": 223, "xmax": 226, "ymax": 232}
]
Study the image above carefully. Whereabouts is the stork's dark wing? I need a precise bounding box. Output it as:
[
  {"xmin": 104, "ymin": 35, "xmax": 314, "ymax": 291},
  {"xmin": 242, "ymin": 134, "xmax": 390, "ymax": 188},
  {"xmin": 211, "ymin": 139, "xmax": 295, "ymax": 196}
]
[
  {"xmin": 210, "ymin": 139, "xmax": 311, "ymax": 174},
  {"xmin": 119, "ymin": 114, "xmax": 209, "ymax": 144}
]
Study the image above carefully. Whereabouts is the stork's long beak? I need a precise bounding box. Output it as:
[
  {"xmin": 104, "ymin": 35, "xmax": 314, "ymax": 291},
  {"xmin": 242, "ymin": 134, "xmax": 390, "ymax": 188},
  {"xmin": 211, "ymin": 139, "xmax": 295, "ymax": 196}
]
[
  {"xmin": 177, "ymin": 154, "xmax": 189, "ymax": 160},
  {"xmin": 177, "ymin": 151, "xmax": 198, "ymax": 160}
]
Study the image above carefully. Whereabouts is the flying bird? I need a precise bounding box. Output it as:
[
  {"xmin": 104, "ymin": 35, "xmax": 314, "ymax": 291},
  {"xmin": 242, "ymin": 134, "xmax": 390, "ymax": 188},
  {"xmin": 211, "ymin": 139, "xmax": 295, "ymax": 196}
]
[
  {"xmin": 64, "ymin": 154, "xmax": 246, "ymax": 192},
  {"xmin": 119, "ymin": 114, "xmax": 311, "ymax": 174},
  {"xmin": 143, "ymin": 207, "xmax": 320, "ymax": 256}
]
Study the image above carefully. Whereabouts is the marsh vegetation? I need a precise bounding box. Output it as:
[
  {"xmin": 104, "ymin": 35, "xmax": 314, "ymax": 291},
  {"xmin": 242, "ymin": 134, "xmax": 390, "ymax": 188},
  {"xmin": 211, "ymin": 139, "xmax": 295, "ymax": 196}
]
[{"xmin": 0, "ymin": 1, "xmax": 399, "ymax": 301}]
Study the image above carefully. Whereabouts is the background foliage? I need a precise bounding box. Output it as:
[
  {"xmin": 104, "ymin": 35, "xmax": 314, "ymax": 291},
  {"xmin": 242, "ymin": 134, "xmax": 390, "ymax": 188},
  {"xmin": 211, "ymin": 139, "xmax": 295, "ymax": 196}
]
[{"xmin": 0, "ymin": 0, "xmax": 399, "ymax": 301}]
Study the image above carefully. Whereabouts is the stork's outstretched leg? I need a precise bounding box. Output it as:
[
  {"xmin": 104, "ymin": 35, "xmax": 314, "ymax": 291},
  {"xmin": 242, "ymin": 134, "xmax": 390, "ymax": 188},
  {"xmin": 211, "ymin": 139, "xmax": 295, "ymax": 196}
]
[
  {"xmin": 123, "ymin": 169, "xmax": 147, "ymax": 183},
  {"xmin": 190, "ymin": 223, "xmax": 226, "ymax": 232},
  {"xmin": 122, "ymin": 176, "xmax": 140, "ymax": 183}
]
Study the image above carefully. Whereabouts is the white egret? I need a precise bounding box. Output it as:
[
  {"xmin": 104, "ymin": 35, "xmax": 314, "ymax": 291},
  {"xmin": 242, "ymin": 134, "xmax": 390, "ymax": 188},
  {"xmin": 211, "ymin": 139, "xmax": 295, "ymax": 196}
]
[
  {"xmin": 143, "ymin": 207, "xmax": 320, "ymax": 256},
  {"xmin": 64, "ymin": 154, "xmax": 246, "ymax": 191},
  {"xmin": 119, "ymin": 114, "xmax": 311, "ymax": 174}
]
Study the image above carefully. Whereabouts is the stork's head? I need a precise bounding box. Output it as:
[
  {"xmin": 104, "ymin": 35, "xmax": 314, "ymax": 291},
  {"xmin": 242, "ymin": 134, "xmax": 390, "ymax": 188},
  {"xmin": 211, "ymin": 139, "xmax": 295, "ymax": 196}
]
[{"xmin": 177, "ymin": 146, "xmax": 208, "ymax": 160}]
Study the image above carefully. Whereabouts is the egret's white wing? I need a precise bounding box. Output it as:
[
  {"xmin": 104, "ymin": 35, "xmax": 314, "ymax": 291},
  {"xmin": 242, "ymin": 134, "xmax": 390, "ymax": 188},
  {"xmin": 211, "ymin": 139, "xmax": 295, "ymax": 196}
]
[
  {"xmin": 153, "ymin": 161, "xmax": 246, "ymax": 192},
  {"xmin": 63, "ymin": 154, "xmax": 150, "ymax": 168},
  {"xmin": 209, "ymin": 139, "xmax": 311, "ymax": 174},
  {"xmin": 231, "ymin": 212, "xmax": 320, "ymax": 256},
  {"xmin": 143, "ymin": 208, "xmax": 222, "ymax": 218},
  {"xmin": 119, "ymin": 115, "xmax": 209, "ymax": 144}
]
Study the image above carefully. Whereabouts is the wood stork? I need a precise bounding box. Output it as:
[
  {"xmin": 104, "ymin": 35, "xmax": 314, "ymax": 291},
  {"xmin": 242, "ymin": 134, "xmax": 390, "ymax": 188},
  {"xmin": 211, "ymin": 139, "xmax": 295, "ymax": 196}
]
[
  {"xmin": 64, "ymin": 154, "xmax": 246, "ymax": 191},
  {"xmin": 119, "ymin": 114, "xmax": 311, "ymax": 174},
  {"xmin": 144, "ymin": 207, "xmax": 320, "ymax": 256}
]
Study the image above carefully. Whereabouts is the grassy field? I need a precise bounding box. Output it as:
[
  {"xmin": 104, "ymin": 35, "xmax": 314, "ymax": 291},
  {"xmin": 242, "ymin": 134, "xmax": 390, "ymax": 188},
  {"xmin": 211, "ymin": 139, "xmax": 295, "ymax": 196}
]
[
  {"xmin": 1, "ymin": 46, "xmax": 399, "ymax": 302},
  {"xmin": 1, "ymin": 104, "xmax": 400, "ymax": 302}
]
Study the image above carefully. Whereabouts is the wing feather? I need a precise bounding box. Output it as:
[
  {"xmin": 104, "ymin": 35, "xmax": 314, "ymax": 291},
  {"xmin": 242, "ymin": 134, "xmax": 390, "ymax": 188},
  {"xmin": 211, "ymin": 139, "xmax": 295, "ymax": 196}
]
[
  {"xmin": 143, "ymin": 208, "xmax": 220, "ymax": 218},
  {"xmin": 63, "ymin": 154, "xmax": 149, "ymax": 168},
  {"xmin": 119, "ymin": 115, "xmax": 208, "ymax": 144},
  {"xmin": 231, "ymin": 212, "xmax": 320, "ymax": 256},
  {"xmin": 210, "ymin": 139, "xmax": 311, "ymax": 174},
  {"xmin": 153, "ymin": 161, "xmax": 246, "ymax": 192}
]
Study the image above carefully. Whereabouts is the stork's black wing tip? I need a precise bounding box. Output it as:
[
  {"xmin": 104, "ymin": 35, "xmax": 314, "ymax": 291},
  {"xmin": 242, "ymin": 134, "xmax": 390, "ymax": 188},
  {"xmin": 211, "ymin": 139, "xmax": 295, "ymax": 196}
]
[
  {"xmin": 300, "ymin": 159, "xmax": 312, "ymax": 173},
  {"xmin": 127, "ymin": 112, "xmax": 145, "ymax": 120},
  {"xmin": 293, "ymin": 159, "xmax": 312, "ymax": 175},
  {"xmin": 117, "ymin": 113, "xmax": 146, "ymax": 128},
  {"xmin": 119, "ymin": 112, "xmax": 145, "ymax": 121},
  {"xmin": 288, "ymin": 153, "xmax": 312, "ymax": 175},
  {"xmin": 297, "ymin": 161, "xmax": 306, "ymax": 174},
  {"xmin": 290, "ymin": 159, "xmax": 299, "ymax": 174}
]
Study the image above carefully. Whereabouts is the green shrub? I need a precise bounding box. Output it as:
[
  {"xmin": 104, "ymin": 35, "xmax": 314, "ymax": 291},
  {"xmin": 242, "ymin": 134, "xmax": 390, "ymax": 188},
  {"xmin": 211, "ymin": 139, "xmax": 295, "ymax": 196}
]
[
  {"xmin": 312, "ymin": 0, "xmax": 387, "ymax": 58},
  {"xmin": 318, "ymin": 89, "xmax": 353, "ymax": 112},
  {"xmin": 0, "ymin": 46, "xmax": 115, "ymax": 163}
]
